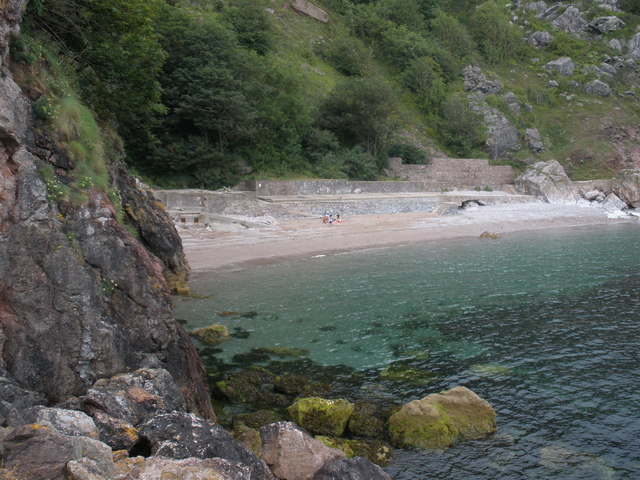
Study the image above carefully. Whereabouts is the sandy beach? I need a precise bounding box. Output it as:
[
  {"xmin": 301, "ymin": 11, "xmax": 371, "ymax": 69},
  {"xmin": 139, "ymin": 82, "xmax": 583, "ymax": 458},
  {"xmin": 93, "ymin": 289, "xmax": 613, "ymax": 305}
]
[{"xmin": 178, "ymin": 202, "xmax": 635, "ymax": 273}]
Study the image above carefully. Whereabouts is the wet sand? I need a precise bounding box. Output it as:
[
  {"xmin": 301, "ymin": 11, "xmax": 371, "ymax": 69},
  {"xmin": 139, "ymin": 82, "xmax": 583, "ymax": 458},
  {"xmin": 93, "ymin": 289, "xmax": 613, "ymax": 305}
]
[{"xmin": 178, "ymin": 202, "xmax": 632, "ymax": 273}]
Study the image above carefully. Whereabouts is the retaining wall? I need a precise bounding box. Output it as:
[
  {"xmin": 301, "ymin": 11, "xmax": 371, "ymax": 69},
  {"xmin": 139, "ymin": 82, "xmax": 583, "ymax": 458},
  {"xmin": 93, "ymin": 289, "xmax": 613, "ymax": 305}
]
[
  {"xmin": 236, "ymin": 179, "xmax": 435, "ymax": 196},
  {"xmin": 388, "ymin": 158, "xmax": 514, "ymax": 187}
]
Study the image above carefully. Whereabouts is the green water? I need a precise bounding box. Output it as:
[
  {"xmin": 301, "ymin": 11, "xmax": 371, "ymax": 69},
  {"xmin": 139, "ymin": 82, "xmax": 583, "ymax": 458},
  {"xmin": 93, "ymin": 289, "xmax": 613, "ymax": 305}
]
[{"xmin": 175, "ymin": 223, "xmax": 640, "ymax": 479}]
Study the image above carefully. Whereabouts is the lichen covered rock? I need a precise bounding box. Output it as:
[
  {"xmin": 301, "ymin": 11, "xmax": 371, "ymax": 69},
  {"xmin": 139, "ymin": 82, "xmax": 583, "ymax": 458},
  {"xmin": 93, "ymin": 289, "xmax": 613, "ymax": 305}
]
[
  {"xmin": 315, "ymin": 436, "xmax": 392, "ymax": 466},
  {"xmin": 388, "ymin": 386, "xmax": 496, "ymax": 449},
  {"xmin": 288, "ymin": 397, "xmax": 355, "ymax": 437}
]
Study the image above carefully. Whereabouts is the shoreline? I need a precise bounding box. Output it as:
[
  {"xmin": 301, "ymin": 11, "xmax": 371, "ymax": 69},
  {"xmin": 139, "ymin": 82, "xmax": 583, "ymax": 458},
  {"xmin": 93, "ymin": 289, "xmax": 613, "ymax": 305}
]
[{"xmin": 178, "ymin": 202, "xmax": 636, "ymax": 274}]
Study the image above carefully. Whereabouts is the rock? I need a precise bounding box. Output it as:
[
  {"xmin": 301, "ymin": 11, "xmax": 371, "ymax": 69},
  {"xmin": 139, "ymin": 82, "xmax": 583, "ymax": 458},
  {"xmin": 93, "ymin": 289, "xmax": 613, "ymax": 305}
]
[
  {"xmin": 583, "ymin": 190, "xmax": 602, "ymax": 201},
  {"xmin": 192, "ymin": 324, "xmax": 230, "ymax": 345},
  {"xmin": 114, "ymin": 163, "xmax": 190, "ymax": 294},
  {"xmin": 137, "ymin": 411, "xmax": 274, "ymax": 479},
  {"xmin": 602, "ymin": 192, "xmax": 629, "ymax": 212},
  {"xmin": 1, "ymin": 424, "xmax": 114, "ymax": 480},
  {"xmin": 588, "ymin": 16, "xmax": 625, "ymax": 34},
  {"xmin": 291, "ymin": 0, "xmax": 329, "ymax": 23},
  {"xmin": 117, "ymin": 457, "xmax": 253, "ymax": 480},
  {"xmin": 288, "ymin": 397, "xmax": 355, "ymax": 436},
  {"xmin": 610, "ymin": 38, "xmax": 623, "ymax": 51},
  {"xmin": 502, "ymin": 92, "xmax": 521, "ymax": 115},
  {"xmin": 552, "ymin": 6, "xmax": 586, "ymax": 33},
  {"xmin": 347, "ymin": 401, "xmax": 386, "ymax": 439},
  {"xmin": 462, "ymin": 66, "xmax": 503, "ymax": 94},
  {"xmin": 548, "ymin": 80, "xmax": 559, "ymax": 87},
  {"xmin": 628, "ymin": 33, "xmax": 640, "ymax": 59},
  {"xmin": 312, "ymin": 457, "xmax": 392, "ymax": 480},
  {"xmin": 544, "ymin": 57, "xmax": 576, "ymax": 76},
  {"xmin": 524, "ymin": 128, "xmax": 544, "ymax": 153},
  {"xmin": 215, "ymin": 367, "xmax": 289, "ymax": 405},
  {"xmin": 65, "ymin": 458, "xmax": 111, "ymax": 480},
  {"xmin": 612, "ymin": 172, "xmax": 640, "ymax": 207},
  {"xmin": 234, "ymin": 410, "xmax": 284, "ymax": 431},
  {"xmin": 524, "ymin": 1, "xmax": 547, "ymax": 14},
  {"xmin": 83, "ymin": 368, "xmax": 188, "ymax": 427},
  {"xmin": 274, "ymin": 374, "xmax": 312, "ymax": 396},
  {"xmin": 6, "ymin": 406, "xmax": 99, "ymax": 439},
  {"xmin": 599, "ymin": 63, "xmax": 617, "ymax": 77},
  {"xmin": 528, "ymin": 31, "xmax": 552, "ymax": 48},
  {"xmin": 260, "ymin": 421, "xmax": 345, "ymax": 480},
  {"xmin": 0, "ymin": 372, "xmax": 47, "ymax": 426},
  {"xmin": 479, "ymin": 231, "xmax": 502, "ymax": 239},
  {"xmin": 515, "ymin": 160, "xmax": 579, "ymax": 204},
  {"xmin": 388, "ymin": 386, "xmax": 496, "ymax": 449},
  {"xmin": 315, "ymin": 437, "xmax": 392, "ymax": 467},
  {"xmin": 585, "ymin": 80, "xmax": 612, "ymax": 97},
  {"xmin": 89, "ymin": 411, "xmax": 139, "ymax": 451}
]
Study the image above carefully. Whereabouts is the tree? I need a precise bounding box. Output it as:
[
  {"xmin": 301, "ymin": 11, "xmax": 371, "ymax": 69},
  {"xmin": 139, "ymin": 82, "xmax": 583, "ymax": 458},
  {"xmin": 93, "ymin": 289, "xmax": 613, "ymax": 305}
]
[
  {"xmin": 319, "ymin": 77, "xmax": 399, "ymax": 155},
  {"xmin": 467, "ymin": 1, "xmax": 525, "ymax": 64},
  {"xmin": 401, "ymin": 57, "xmax": 447, "ymax": 111}
]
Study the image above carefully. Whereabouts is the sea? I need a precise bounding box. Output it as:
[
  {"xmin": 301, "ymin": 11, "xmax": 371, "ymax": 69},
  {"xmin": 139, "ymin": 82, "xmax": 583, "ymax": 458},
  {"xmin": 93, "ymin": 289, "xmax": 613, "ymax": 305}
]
[{"xmin": 174, "ymin": 222, "xmax": 640, "ymax": 479}]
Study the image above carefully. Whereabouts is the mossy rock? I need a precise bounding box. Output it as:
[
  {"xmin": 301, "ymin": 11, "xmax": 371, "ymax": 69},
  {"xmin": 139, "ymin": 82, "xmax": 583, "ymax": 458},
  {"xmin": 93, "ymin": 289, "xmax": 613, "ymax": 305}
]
[
  {"xmin": 192, "ymin": 324, "xmax": 229, "ymax": 345},
  {"xmin": 287, "ymin": 397, "xmax": 355, "ymax": 436},
  {"xmin": 233, "ymin": 409, "xmax": 284, "ymax": 431},
  {"xmin": 274, "ymin": 374, "xmax": 311, "ymax": 396},
  {"xmin": 347, "ymin": 401, "xmax": 386, "ymax": 440},
  {"xmin": 388, "ymin": 386, "xmax": 496, "ymax": 450},
  {"xmin": 214, "ymin": 367, "xmax": 276, "ymax": 403},
  {"xmin": 233, "ymin": 427, "xmax": 262, "ymax": 457},
  {"xmin": 253, "ymin": 347, "xmax": 309, "ymax": 357},
  {"xmin": 470, "ymin": 363, "xmax": 511, "ymax": 377},
  {"xmin": 316, "ymin": 436, "xmax": 393, "ymax": 467}
]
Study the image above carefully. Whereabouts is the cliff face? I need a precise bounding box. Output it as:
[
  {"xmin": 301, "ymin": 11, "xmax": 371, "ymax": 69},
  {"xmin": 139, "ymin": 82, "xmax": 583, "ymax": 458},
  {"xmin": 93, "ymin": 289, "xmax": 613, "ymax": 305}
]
[{"xmin": 0, "ymin": 0, "xmax": 213, "ymax": 418}]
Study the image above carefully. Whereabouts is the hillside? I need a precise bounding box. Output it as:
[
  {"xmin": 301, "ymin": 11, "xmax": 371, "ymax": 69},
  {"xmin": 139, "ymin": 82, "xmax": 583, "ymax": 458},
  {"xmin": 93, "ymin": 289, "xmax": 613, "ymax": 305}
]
[{"xmin": 12, "ymin": 0, "xmax": 640, "ymax": 189}]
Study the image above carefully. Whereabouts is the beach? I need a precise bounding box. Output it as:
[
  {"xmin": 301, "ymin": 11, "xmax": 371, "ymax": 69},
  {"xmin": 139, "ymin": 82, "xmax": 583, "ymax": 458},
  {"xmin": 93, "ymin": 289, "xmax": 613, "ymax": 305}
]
[{"xmin": 178, "ymin": 202, "xmax": 630, "ymax": 273}]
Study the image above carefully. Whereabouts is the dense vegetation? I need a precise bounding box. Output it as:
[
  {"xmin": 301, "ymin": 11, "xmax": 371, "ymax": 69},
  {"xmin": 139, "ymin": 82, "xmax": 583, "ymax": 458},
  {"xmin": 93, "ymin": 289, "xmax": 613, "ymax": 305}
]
[{"xmin": 13, "ymin": 0, "xmax": 640, "ymax": 188}]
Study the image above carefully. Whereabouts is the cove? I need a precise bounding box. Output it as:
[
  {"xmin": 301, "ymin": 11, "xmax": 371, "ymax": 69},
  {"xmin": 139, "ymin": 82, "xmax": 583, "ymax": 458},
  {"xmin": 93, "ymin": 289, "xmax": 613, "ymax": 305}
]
[{"xmin": 175, "ymin": 223, "xmax": 640, "ymax": 479}]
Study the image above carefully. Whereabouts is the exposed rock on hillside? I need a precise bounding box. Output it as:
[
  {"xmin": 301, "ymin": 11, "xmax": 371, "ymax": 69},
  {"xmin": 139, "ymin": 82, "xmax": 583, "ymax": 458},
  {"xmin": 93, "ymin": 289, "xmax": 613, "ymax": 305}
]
[{"xmin": 612, "ymin": 171, "xmax": 640, "ymax": 207}]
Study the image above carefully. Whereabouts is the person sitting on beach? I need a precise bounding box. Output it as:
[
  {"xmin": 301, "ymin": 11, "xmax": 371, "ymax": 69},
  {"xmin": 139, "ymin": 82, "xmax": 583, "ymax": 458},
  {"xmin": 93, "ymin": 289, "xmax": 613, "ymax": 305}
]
[
  {"xmin": 334, "ymin": 214, "xmax": 342, "ymax": 223},
  {"xmin": 322, "ymin": 211, "xmax": 330, "ymax": 224}
]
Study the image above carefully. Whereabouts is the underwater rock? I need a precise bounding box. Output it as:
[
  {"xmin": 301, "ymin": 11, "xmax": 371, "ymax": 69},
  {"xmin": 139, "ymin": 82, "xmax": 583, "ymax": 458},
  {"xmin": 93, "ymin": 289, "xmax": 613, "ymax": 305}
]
[
  {"xmin": 288, "ymin": 397, "xmax": 355, "ymax": 437},
  {"xmin": 192, "ymin": 324, "xmax": 230, "ymax": 345},
  {"xmin": 215, "ymin": 367, "xmax": 289, "ymax": 406},
  {"xmin": 233, "ymin": 410, "xmax": 284, "ymax": 431},
  {"xmin": 315, "ymin": 436, "xmax": 392, "ymax": 467},
  {"xmin": 379, "ymin": 363, "xmax": 437, "ymax": 386},
  {"xmin": 388, "ymin": 386, "xmax": 496, "ymax": 449},
  {"xmin": 254, "ymin": 347, "xmax": 310, "ymax": 357},
  {"xmin": 479, "ymin": 231, "xmax": 503, "ymax": 239}
]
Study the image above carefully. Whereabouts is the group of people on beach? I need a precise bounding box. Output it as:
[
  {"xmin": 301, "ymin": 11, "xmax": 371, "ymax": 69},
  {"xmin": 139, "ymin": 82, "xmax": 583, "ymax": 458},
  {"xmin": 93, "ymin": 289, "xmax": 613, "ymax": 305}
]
[{"xmin": 322, "ymin": 211, "xmax": 342, "ymax": 224}]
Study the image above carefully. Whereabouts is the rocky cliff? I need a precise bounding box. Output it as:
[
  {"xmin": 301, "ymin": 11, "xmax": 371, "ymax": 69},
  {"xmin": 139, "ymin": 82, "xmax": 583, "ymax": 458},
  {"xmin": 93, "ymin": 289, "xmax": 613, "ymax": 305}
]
[{"xmin": 0, "ymin": 0, "xmax": 212, "ymax": 419}]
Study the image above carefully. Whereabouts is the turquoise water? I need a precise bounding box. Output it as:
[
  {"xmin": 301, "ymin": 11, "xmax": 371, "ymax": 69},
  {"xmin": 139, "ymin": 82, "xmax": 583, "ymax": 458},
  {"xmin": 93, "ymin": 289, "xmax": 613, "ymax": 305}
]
[{"xmin": 175, "ymin": 223, "xmax": 640, "ymax": 479}]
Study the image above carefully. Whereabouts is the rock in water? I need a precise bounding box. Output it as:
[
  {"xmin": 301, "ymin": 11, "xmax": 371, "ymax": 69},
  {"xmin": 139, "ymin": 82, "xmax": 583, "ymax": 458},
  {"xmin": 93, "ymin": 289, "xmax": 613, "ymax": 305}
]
[
  {"xmin": 312, "ymin": 457, "xmax": 392, "ymax": 480},
  {"xmin": 388, "ymin": 386, "xmax": 496, "ymax": 449},
  {"xmin": 515, "ymin": 160, "xmax": 578, "ymax": 204},
  {"xmin": 192, "ymin": 324, "xmax": 230, "ymax": 345},
  {"xmin": 287, "ymin": 397, "xmax": 355, "ymax": 436}
]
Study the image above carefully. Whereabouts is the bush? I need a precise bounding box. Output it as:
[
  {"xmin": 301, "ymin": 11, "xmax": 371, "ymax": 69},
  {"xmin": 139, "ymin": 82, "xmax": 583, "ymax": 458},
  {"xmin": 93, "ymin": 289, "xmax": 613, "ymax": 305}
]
[
  {"xmin": 319, "ymin": 36, "xmax": 371, "ymax": 76},
  {"xmin": 467, "ymin": 1, "xmax": 526, "ymax": 64},
  {"xmin": 316, "ymin": 146, "xmax": 380, "ymax": 180},
  {"xmin": 437, "ymin": 96, "xmax": 485, "ymax": 156},
  {"xmin": 388, "ymin": 143, "xmax": 429, "ymax": 164},
  {"xmin": 401, "ymin": 57, "xmax": 447, "ymax": 111}
]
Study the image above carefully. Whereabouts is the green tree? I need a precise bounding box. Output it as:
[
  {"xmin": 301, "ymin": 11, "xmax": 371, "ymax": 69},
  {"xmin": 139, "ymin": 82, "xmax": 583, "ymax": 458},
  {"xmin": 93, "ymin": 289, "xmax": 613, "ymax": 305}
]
[
  {"xmin": 401, "ymin": 57, "xmax": 447, "ymax": 111},
  {"xmin": 467, "ymin": 1, "xmax": 525, "ymax": 64},
  {"xmin": 319, "ymin": 77, "xmax": 399, "ymax": 155},
  {"xmin": 437, "ymin": 96, "xmax": 485, "ymax": 156},
  {"xmin": 222, "ymin": 0, "xmax": 273, "ymax": 55}
]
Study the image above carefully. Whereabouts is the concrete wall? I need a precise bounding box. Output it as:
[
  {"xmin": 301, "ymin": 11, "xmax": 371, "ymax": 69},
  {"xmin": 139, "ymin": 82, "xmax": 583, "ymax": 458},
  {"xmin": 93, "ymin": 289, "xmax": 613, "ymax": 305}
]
[
  {"xmin": 236, "ymin": 179, "xmax": 436, "ymax": 196},
  {"xmin": 155, "ymin": 189, "xmax": 256, "ymax": 212},
  {"xmin": 389, "ymin": 158, "xmax": 514, "ymax": 187}
]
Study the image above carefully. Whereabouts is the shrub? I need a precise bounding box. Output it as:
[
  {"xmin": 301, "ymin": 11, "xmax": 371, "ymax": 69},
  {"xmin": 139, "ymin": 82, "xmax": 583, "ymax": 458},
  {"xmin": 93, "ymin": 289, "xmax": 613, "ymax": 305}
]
[
  {"xmin": 388, "ymin": 143, "xmax": 429, "ymax": 164},
  {"xmin": 319, "ymin": 36, "xmax": 371, "ymax": 76},
  {"xmin": 467, "ymin": 1, "xmax": 526, "ymax": 64},
  {"xmin": 437, "ymin": 96, "xmax": 485, "ymax": 156},
  {"xmin": 401, "ymin": 57, "xmax": 447, "ymax": 111}
]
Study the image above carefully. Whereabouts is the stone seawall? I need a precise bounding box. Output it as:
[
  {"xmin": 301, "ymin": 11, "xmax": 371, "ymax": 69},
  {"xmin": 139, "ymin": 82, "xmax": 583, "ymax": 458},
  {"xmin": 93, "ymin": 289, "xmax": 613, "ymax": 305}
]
[
  {"xmin": 388, "ymin": 158, "xmax": 514, "ymax": 187},
  {"xmin": 237, "ymin": 179, "xmax": 443, "ymax": 196}
]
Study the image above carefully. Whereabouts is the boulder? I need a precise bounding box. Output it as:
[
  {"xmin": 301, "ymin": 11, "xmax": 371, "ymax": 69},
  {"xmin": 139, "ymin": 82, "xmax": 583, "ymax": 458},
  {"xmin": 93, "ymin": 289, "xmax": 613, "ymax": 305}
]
[
  {"xmin": 215, "ymin": 367, "xmax": 288, "ymax": 405},
  {"xmin": 612, "ymin": 172, "xmax": 640, "ymax": 207},
  {"xmin": 479, "ymin": 231, "xmax": 502, "ymax": 239},
  {"xmin": 82, "ymin": 368, "xmax": 188, "ymax": 427},
  {"xmin": 6, "ymin": 406, "xmax": 99, "ymax": 439},
  {"xmin": 588, "ymin": 16, "xmax": 625, "ymax": 34},
  {"xmin": 552, "ymin": 6, "xmax": 586, "ymax": 33},
  {"xmin": 601, "ymin": 193, "xmax": 628, "ymax": 213},
  {"xmin": 0, "ymin": 372, "xmax": 47, "ymax": 426},
  {"xmin": 116, "ymin": 457, "xmax": 252, "ymax": 480},
  {"xmin": 524, "ymin": 1, "xmax": 547, "ymax": 14},
  {"xmin": 462, "ymin": 66, "xmax": 503, "ymax": 94},
  {"xmin": 515, "ymin": 160, "xmax": 579, "ymax": 204},
  {"xmin": 312, "ymin": 457, "xmax": 392, "ymax": 480},
  {"xmin": 89, "ymin": 411, "xmax": 139, "ymax": 451},
  {"xmin": 583, "ymin": 189, "xmax": 603, "ymax": 201},
  {"xmin": 629, "ymin": 33, "xmax": 640, "ymax": 59},
  {"xmin": 585, "ymin": 80, "xmax": 612, "ymax": 97},
  {"xmin": 287, "ymin": 397, "xmax": 355, "ymax": 436},
  {"xmin": 528, "ymin": 31, "xmax": 552, "ymax": 48},
  {"xmin": 524, "ymin": 128, "xmax": 544, "ymax": 153},
  {"xmin": 192, "ymin": 324, "xmax": 230, "ymax": 345},
  {"xmin": 388, "ymin": 386, "xmax": 496, "ymax": 449},
  {"xmin": 544, "ymin": 57, "xmax": 576, "ymax": 76},
  {"xmin": 347, "ymin": 401, "xmax": 386, "ymax": 439},
  {"xmin": 137, "ymin": 411, "xmax": 275, "ymax": 480},
  {"xmin": 1, "ymin": 424, "xmax": 114, "ymax": 480},
  {"xmin": 260, "ymin": 421, "xmax": 345, "ymax": 480}
]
